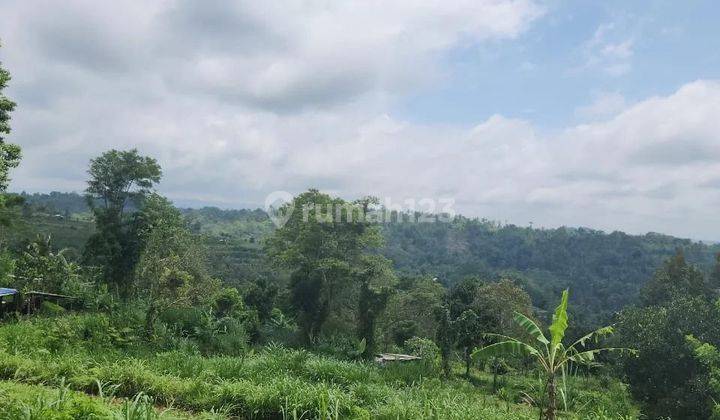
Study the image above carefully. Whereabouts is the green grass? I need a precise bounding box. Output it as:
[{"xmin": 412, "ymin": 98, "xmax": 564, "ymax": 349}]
[
  {"xmin": 0, "ymin": 314, "xmax": 638, "ymax": 419},
  {"xmin": 0, "ymin": 380, "xmax": 220, "ymax": 419}
]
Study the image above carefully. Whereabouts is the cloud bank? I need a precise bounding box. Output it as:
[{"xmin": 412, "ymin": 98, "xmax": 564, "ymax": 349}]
[{"xmin": 1, "ymin": 1, "xmax": 719, "ymax": 240}]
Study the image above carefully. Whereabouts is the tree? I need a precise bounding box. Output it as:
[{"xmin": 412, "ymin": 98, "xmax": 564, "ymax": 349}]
[
  {"xmin": 84, "ymin": 149, "xmax": 162, "ymax": 294},
  {"xmin": 615, "ymin": 296, "xmax": 720, "ymax": 419},
  {"xmin": 474, "ymin": 279, "xmax": 534, "ymax": 337},
  {"xmin": 86, "ymin": 149, "xmax": 162, "ymax": 218},
  {"xmin": 473, "ymin": 290, "xmax": 631, "ymax": 420},
  {"xmin": 0, "ymin": 40, "xmax": 21, "ymax": 208},
  {"xmin": 710, "ymin": 253, "xmax": 720, "ymax": 291},
  {"xmin": 380, "ymin": 276, "xmax": 445, "ymax": 349},
  {"xmin": 434, "ymin": 304, "xmax": 454, "ymax": 377},
  {"xmin": 440, "ymin": 278, "xmax": 534, "ymax": 378},
  {"xmin": 355, "ymin": 254, "xmax": 396, "ymax": 359},
  {"xmin": 266, "ymin": 190, "xmax": 390, "ymax": 344},
  {"xmin": 687, "ymin": 334, "xmax": 720, "ymax": 418},
  {"xmin": 136, "ymin": 219, "xmax": 218, "ymax": 337},
  {"xmin": 243, "ymin": 279, "xmax": 279, "ymax": 323},
  {"xmin": 266, "ymin": 190, "xmax": 349, "ymax": 342},
  {"xmin": 453, "ymin": 309, "xmax": 483, "ymax": 376},
  {"xmin": 0, "ymin": 247, "xmax": 15, "ymax": 287},
  {"xmin": 640, "ymin": 249, "xmax": 710, "ymax": 306}
]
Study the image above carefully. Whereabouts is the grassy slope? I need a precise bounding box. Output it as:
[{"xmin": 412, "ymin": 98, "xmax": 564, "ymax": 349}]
[
  {"xmin": 0, "ymin": 214, "xmax": 94, "ymax": 258},
  {"xmin": 0, "ymin": 313, "xmax": 638, "ymax": 419}
]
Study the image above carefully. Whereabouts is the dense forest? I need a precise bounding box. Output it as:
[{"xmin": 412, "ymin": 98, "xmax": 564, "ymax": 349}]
[
  {"xmin": 14, "ymin": 189, "xmax": 720, "ymax": 326},
  {"xmin": 3, "ymin": 39, "xmax": 720, "ymax": 420}
]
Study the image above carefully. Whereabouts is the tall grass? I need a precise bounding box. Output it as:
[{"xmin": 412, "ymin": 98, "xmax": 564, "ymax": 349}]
[{"xmin": 0, "ymin": 314, "xmax": 638, "ymax": 419}]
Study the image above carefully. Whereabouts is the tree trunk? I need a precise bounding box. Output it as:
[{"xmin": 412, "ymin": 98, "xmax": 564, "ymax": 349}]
[
  {"xmin": 358, "ymin": 280, "xmax": 375, "ymax": 360},
  {"xmin": 545, "ymin": 373, "xmax": 556, "ymax": 420},
  {"xmin": 464, "ymin": 347, "xmax": 471, "ymax": 377},
  {"xmin": 145, "ymin": 303, "xmax": 158, "ymax": 338}
]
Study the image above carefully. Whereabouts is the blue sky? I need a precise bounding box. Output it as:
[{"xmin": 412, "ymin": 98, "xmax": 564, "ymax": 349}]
[
  {"xmin": 1, "ymin": 0, "xmax": 720, "ymax": 240},
  {"xmin": 400, "ymin": 1, "xmax": 720, "ymax": 128}
]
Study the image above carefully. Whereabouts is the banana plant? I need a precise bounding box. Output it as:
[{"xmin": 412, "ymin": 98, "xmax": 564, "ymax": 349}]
[{"xmin": 471, "ymin": 290, "xmax": 635, "ymax": 420}]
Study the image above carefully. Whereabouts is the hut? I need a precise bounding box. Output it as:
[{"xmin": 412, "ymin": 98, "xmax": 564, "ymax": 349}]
[
  {"xmin": 0, "ymin": 288, "xmax": 19, "ymax": 316},
  {"xmin": 0, "ymin": 288, "xmax": 75, "ymax": 316}
]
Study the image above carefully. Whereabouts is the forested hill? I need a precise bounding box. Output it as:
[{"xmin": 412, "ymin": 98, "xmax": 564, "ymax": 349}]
[
  {"xmin": 14, "ymin": 191, "xmax": 720, "ymax": 322},
  {"xmin": 381, "ymin": 220, "xmax": 718, "ymax": 323}
]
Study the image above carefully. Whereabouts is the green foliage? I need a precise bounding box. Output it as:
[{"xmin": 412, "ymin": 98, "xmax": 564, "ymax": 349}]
[
  {"xmin": 0, "ymin": 312, "xmax": 637, "ymax": 419},
  {"xmin": 0, "ymin": 247, "xmax": 14, "ymax": 286},
  {"xmin": 85, "ymin": 149, "xmax": 162, "ymax": 215},
  {"xmin": 0, "ymin": 40, "xmax": 20, "ymax": 198},
  {"xmin": 380, "ymin": 276, "xmax": 445, "ymax": 348},
  {"xmin": 710, "ymin": 253, "xmax": 720, "ymax": 290},
  {"xmin": 639, "ymin": 249, "xmax": 711, "ymax": 306},
  {"xmin": 615, "ymin": 296, "xmax": 720, "ymax": 419},
  {"xmin": 214, "ymin": 287, "xmax": 243, "ymax": 318},
  {"xmin": 612, "ymin": 252, "xmax": 720, "ymax": 419},
  {"xmin": 382, "ymin": 220, "xmax": 720, "ymax": 325},
  {"xmin": 266, "ymin": 190, "xmax": 392, "ymax": 345},
  {"xmin": 136, "ymin": 218, "xmax": 219, "ymax": 336},
  {"xmin": 473, "ymin": 290, "xmax": 631, "ymax": 420},
  {"xmin": 687, "ymin": 334, "xmax": 720, "ymax": 419},
  {"xmin": 39, "ymin": 301, "xmax": 66, "ymax": 316},
  {"xmin": 84, "ymin": 150, "xmax": 163, "ymax": 293},
  {"xmin": 12, "ymin": 235, "xmax": 80, "ymax": 294},
  {"xmin": 403, "ymin": 336, "xmax": 441, "ymax": 374},
  {"xmin": 443, "ymin": 278, "xmax": 534, "ymax": 376}
]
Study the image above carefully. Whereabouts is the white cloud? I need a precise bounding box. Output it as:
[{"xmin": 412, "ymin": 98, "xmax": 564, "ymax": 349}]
[
  {"xmin": 575, "ymin": 92, "xmax": 628, "ymax": 121},
  {"xmin": 2, "ymin": 2, "xmax": 720, "ymax": 239},
  {"xmin": 580, "ymin": 23, "xmax": 635, "ymax": 76}
]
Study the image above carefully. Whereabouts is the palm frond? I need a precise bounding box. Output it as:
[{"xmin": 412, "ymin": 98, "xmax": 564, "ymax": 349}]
[
  {"xmin": 549, "ymin": 289, "xmax": 569, "ymax": 351},
  {"xmin": 564, "ymin": 347, "xmax": 637, "ymax": 365},
  {"xmin": 566, "ymin": 325, "xmax": 614, "ymax": 352},
  {"xmin": 472, "ymin": 340, "xmax": 540, "ymax": 362},
  {"xmin": 513, "ymin": 311, "xmax": 549, "ymax": 345}
]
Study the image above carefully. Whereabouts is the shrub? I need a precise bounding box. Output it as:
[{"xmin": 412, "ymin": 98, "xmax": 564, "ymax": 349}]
[{"xmin": 39, "ymin": 301, "xmax": 66, "ymax": 316}]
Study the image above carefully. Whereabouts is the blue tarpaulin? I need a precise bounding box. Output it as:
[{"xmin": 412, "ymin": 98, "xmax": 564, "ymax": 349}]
[{"xmin": 0, "ymin": 288, "xmax": 18, "ymax": 297}]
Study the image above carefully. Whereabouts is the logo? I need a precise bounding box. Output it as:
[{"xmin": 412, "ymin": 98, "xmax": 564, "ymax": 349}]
[{"xmin": 264, "ymin": 190, "xmax": 295, "ymax": 227}]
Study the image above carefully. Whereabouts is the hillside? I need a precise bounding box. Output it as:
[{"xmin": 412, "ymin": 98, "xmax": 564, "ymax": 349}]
[{"xmin": 11, "ymin": 191, "xmax": 720, "ymax": 325}]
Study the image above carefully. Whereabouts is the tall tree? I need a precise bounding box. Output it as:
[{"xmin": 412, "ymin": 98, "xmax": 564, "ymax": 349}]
[
  {"xmin": 267, "ymin": 190, "xmax": 395, "ymax": 345},
  {"xmin": 616, "ymin": 252, "xmax": 720, "ymax": 419},
  {"xmin": 640, "ymin": 249, "xmax": 710, "ymax": 307},
  {"xmin": 355, "ymin": 254, "xmax": 396, "ymax": 359},
  {"xmin": 351, "ymin": 196, "xmax": 396, "ymax": 359},
  {"xmin": 85, "ymin": 149, "xmax": 162, "ymax": 218},
  {"xmin": 453, "ymin": 308, "xmax": 483, "ymax": 376},
  {"xmin": 710, "ymin": 253, "xmax": 720, "ymax": 291},
  {"xmin": 447, "ymin": 277, "xmax": 485, "ymax": 375},
  {"xmin": 83, "ymin": 149, "xmax": 161, "ymax": 295},
  {"xmin": 266, "ymin": 190, "xmax": 357, "ymax": 342},
  {"xmin": 475, "ymin": 279, "xmax": 534, "ymax": 338},
  {"xmin": 0, "ymin": 40, "xmax": 21, "ymax": 203},
  {"xmin": 434, "ymin": 304, "xmax": 454, "ymax": 378}
]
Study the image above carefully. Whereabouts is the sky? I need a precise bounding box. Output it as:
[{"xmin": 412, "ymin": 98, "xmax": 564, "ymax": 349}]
[{"xmin": 1, "ymin": 0, "xmax": 720, "ymax": 240}]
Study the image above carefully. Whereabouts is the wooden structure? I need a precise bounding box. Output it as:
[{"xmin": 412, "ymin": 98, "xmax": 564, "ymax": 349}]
[
  {"xmin": 0, "ymin": 288, "xmax": 18, "ymax": 315},
  {"xmin": 374, "ymin": 353, "xmax": 422, "ymax": 364},
  {"xmin": 0, "ymin": 288, "xmax": 75, "ymax": 316}
]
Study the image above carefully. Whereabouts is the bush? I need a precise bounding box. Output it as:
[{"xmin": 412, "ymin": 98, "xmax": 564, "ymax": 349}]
[{"xmin": 39, "ymin": 301, "xmax": 66, "ymax": 316}]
